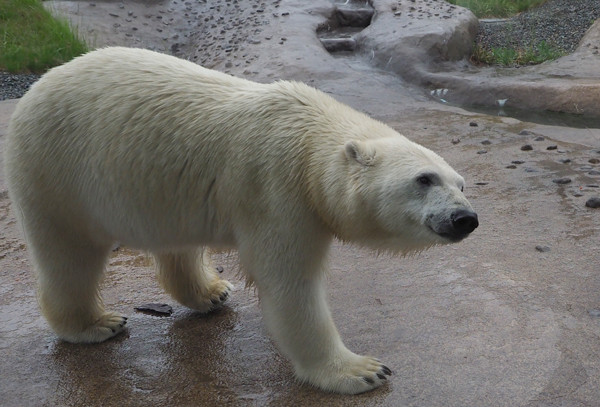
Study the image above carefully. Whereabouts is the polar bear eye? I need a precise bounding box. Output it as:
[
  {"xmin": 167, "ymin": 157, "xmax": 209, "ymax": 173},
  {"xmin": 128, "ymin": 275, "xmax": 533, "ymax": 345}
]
[{"xmin": 417, "ymin": 175, "xmax": 432, "ymax": 186}]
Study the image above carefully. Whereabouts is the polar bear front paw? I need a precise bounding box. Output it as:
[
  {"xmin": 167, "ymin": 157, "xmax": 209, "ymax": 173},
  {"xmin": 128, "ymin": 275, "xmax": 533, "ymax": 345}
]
[
  {"xmin": 299, "ymin": 353, "xmax": 392, "ymax": 394},
  {"xmin": 186, "ymin": 278, "xmax": 234, "ymax": 313}
]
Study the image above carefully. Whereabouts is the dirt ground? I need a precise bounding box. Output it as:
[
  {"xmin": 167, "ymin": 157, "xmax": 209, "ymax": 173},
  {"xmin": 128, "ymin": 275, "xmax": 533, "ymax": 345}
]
[{"xmin": 1, "ymin": 1, "xmax": 599, "ymax": 406}]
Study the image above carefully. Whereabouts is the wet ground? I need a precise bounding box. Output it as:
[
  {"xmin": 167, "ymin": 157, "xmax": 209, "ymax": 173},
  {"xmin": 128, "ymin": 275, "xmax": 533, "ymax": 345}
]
[{"xmin": 2, "ymin": 1, "xmax": 600, "ymax": 406}]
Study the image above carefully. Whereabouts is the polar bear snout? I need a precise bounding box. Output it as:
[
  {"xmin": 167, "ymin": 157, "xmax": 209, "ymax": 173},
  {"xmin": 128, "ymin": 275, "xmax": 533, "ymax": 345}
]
[{"xmin": 451, "ymin": 209, "xmax": 479, "ymax": 237}]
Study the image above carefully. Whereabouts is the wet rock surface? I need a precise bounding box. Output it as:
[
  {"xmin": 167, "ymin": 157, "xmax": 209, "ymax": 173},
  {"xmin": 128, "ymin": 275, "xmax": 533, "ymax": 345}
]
[{"xmin": 1, "ymin": 1, "xmax": 600, "ymax": 406}]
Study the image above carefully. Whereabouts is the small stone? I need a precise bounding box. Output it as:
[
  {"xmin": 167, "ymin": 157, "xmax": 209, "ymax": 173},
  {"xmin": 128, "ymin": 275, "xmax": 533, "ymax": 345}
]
[
  {"xmin": 535, "ymin": 245, "xmax": 550, "ymax": 252},
  {"xmin": 511, "ymin": 160, "xmax": 525, "ymax": 164},
  {"xmin": 547, "ymin": 145, "xmax": 558, "ymax": 150},
  {"xmin": 552, "ymin": 178, "xmax": 572, "ymax": 184},
  {"xmin": 589, "ymin": 309, "xmax": 600, "ymax": 317},
  {"xmin": 559, "ymin": 158, "xmax": 571, "ymax": 164},
  {"xmin": 469, "ymin": 121, "xmax": 478, "ymax": 127},
  {"xmin": 475, "ymin": 182, "xmax": 488, "ymax": 185},
  {"xmin": 481, "ymin": 140, "xmax": 491, "ymax": 145},
  {"xmin": 216, "ymin": 266, "xmax": 224, "ymax": 273},
  {"xmin": 135, "ymin": 303, "xmax": 173, "ymax": 316},
  {"xmin": 534, "ymin": 136, "xmax": 545, "ymax": 141},
  {"xmin": 506, "ymin": 165, "xmax": 517, "ymax": 169},
  {"xmin": 589, "ymin": 170, "xmax": 600, "ymax": 176},
  {"xmin": 109, "ymin": 12, "xmax": 119, "ymax": 17},
  {"xmin": 521, "ymin": 144, "xmax": 533, "ymax": 151},
  {"xmin": 519, "ymin": 130, "xmax": 532, "ymax": 135},
  {"xmin": 451, "ymin": 138, "xmax": 460, "ymax": 145},
  {"xmin": 585, "ymin": 197, "xmax": 600, "ymax": 208},
  {"xmin": 589, "ymin": 158, "xmax": 600, "ymax": 164},
  {"xmin": 477, "ymin": 150, "xmax": 487, "ymax": 154},
  {"xmin": 281, "ymin": 11, "xmax": 289, "ymax": 16}
]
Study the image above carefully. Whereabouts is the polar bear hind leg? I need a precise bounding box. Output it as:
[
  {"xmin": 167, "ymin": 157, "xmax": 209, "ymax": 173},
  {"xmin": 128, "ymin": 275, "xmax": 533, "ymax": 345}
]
[
  {"xmin": 155, "ymin": 248, "xmax": 233, "ymax": 313},
  {"xmin": 25, "ymin": 219, "xmax": 126, "ymax": 343}
]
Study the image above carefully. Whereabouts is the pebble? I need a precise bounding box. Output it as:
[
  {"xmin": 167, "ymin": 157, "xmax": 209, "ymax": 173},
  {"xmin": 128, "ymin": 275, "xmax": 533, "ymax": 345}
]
[
  {"xmin": 589, "ymin": 158, "xmax": 600, "ymax": 164},
  {"xmin": 477, "ymin": 150, "xmax": 487, "ymax": 154},
  {"xmin": 559, "ymin": 158, "xmax": 571, "ymax": 164},
  {"xmin": 547, "ymin": 145, "xmax": 558, "ymax": 150},
  {"xmin": 589, "ymin": 309, "xmax": 600, "ymax": 317},
  {"xmin": 512, "ymin": 160, "xmax": 525, "ymax": 164},
  {"xmin": 521, "ymin": 144, "xmax": 533, "ymax": 151},
  {"xmin": 552, "ymin": 177, "xmax": 572, "ymax": 184},
  {"xmin": 534, "ymin": 136, "xmax": 545, "ymax": 141},
  {"xmin": 585, "ymin": 197, "xmax": 600, "ymax": 208},
  {"xmin": 589, "ymin": 170, "xmax": 600, "ymax": 176},
  {"xmin": 469, "ymin": 121, "xmax": 478, "ymax": 127},
  {"xmin": 481, "ymin": 140, "xmax": 491, "ymax": 145},
  {"xmin": 519, "ymin": 130, "xmax": 532, "ymax": 135},
  {"xmin": 535, "ymin": 245, "xmax": 551, "ymax": 252}
]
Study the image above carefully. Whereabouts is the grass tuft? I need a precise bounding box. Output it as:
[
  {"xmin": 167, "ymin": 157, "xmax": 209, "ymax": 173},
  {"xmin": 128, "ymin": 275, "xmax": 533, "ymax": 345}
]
[
  {"xmin": 471, "ymin": 41, "xmax": 565, "ymax": 66},
  {"xmin": 0, "ymin": 0, "xmax": 88, "ymax": 73},
  {"xmin": 446, "ymin": 0, "xmax": 548, "ymax": 18}
]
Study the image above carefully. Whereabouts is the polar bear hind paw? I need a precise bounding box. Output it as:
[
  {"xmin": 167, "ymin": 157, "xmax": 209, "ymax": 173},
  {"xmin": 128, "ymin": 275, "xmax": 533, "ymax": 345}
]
[{"xmin": 59, "ymin": 312, "xmax": 127, "ymax": 343}]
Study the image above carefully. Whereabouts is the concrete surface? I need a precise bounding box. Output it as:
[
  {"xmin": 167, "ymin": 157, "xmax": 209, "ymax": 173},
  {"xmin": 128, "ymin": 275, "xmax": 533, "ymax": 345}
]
[{"xmin": 2, "ymin": 1, "xmax": 600, "ymax": 406}]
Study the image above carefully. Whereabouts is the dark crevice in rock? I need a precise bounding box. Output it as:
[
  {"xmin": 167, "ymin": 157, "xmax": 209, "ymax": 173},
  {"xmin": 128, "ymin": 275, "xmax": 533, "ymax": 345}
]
[{"xmin": 317, "ymin": 1, "xmax": 374, "ymax": 53}]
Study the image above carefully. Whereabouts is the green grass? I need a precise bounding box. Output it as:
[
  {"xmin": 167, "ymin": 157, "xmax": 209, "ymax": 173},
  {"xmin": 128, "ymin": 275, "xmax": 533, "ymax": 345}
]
[
  {"xmin": 471, "ymin": 41, "xmax": 565, "ymax": 66},
  {"xmin": 446, "ymin": 0, "xmax": 548, "ymax": 18},
  {"xmin": 0, "ymin": 0, "xmax": 88, "ymax": 73}
]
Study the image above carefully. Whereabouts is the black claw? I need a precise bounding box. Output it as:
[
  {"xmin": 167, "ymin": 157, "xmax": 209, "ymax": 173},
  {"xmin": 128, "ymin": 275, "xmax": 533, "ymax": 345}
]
[
  {"xmin": 377, "ymin": 373, "xmax": 387, "ymax": 380},
  {"xmin": 123, "ymin": 317, "xmax": 128, "ymax": 321},
  {"xmin": 211, "ymin": 299, "xmax": 219, "ymax": 305},
  {"xmin": 382, "ymin": 365, "xmax": 392, "ymax": 376},
  {"xmin": 363, "ymin": 376, "xmax": 374, "ymax": 385}
]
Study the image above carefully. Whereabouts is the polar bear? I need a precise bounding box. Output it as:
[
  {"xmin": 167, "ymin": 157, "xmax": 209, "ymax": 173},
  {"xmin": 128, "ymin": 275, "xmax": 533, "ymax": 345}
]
[{"xmin": 5, "ymin": 47, "xmax": 478, "ymax": 394}]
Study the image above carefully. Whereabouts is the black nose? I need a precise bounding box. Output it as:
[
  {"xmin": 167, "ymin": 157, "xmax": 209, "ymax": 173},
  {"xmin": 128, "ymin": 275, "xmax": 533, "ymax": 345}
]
[{"xmin": 451, "ymin": 209, "xmax": 479, "ymax": 235}]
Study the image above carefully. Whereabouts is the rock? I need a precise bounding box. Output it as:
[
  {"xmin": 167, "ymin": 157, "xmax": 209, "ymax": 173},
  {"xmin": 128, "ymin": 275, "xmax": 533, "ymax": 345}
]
[
  {"xmin": 589, "ymin": 158, "xmax": 600, "ymax": 164},
  {"xmin": 519, "ymin": 130, "xmax": 532, "ymax": 135},
  {"xmin": 451, "ymin": 138, "xmax": 460, "ymax": 144},
  {"xmin": 589, "ymin": 170, "xmax": 600, "ymax": 176},
  {"xmin": 535, "ymin": 245, "xmax": 550, "ymax": 252},
  {"xmin": 589, "ymin": 309, "xmax": 600, "ymax": 317},
  {"xmin": 559, "ymin": 158, "xmax": 571, "ymax": 163},
  {"xmin": 481, "ymin": 140, "xmax": 491, "ymax": 145},
  {"xmin": 521, "ymin": 144, "xmax": 533, "ymax": 151},
  {"xmin": 216, "ymin": 266, "xmax": 224, "ymax": 273},
  {"xmin": 134, "ymin": 303, "xmax": 173, "ymax": 316},
  {"xmin": 506, "ymin": 165, "xmax": 517, "ymax": 169},
  {"xmin": 477, "ymin": 150, "xmax": 487, "ymax": 154},
  {"xmin": 585, "ymin": 197, "xmax": 600, "ymax": 208},
  {"xmin": 469, "ymin": 121, "xmax": 478, "ymax": 127},
  {"xmin": 511, "ymin": 160, "xmax": 525, "ymax": 164},
  {"xmin": 335, "ymin": 7, "xmax": 374, "ymax": 28},
  {"xmin": 534, "ymin": 136, "xmax": 545, "ymax": 141},
  {"xmin": 320, "ymin": 38, "xmax": 357, "ymax": 53},
  {"xmin": 552, "ymin": 177, "xmax": 572, "ymax": 184},
  {"xmin": 547, "ymin": 145, "xmax": 558, "ymax": 150}
]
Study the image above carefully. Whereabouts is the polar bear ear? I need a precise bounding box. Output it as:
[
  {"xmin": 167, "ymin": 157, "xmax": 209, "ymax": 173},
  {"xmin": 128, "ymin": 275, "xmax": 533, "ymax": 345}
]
[{"xmin": 345, "ymin": 140, "xmax": 376, "ymax": 166}]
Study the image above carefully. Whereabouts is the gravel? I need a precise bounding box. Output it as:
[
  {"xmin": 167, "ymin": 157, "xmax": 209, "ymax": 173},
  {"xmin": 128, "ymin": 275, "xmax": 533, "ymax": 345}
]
[
  {"xmin": 0, "ymin": 72, "xmax": 40, "ymax": 101},
  {"xmin": 477, "ymin": 0, "xmax": 600, "ymax": 54}
]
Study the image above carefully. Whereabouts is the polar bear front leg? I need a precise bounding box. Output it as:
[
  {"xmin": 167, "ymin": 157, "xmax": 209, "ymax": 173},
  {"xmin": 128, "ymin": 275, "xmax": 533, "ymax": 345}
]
[
  {"xmin": 155, "ymin": 247, "xmax": 233, "ymax": 313},
  {"xmin": 241, "ymin": 238, "xmax": 391, "ymax": 394}
]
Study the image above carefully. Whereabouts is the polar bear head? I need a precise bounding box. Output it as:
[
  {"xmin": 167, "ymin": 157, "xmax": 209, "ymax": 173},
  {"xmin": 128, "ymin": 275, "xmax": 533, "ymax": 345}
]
[{"xmin": 341, "ymin": 136, "xmax": 478, "ymax": 253}]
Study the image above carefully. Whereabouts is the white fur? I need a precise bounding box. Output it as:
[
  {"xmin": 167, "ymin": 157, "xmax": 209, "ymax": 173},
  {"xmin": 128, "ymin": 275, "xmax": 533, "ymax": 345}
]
[{"xmin": 4, "ymin": 47, "xmax": 475, "ymax": 394}]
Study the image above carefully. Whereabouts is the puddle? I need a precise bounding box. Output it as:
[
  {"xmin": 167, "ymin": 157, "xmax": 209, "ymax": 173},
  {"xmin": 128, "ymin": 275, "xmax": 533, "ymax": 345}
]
[{"xmin": 436, "ymin": 100, "xmax": 600, "ymax": 129}]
